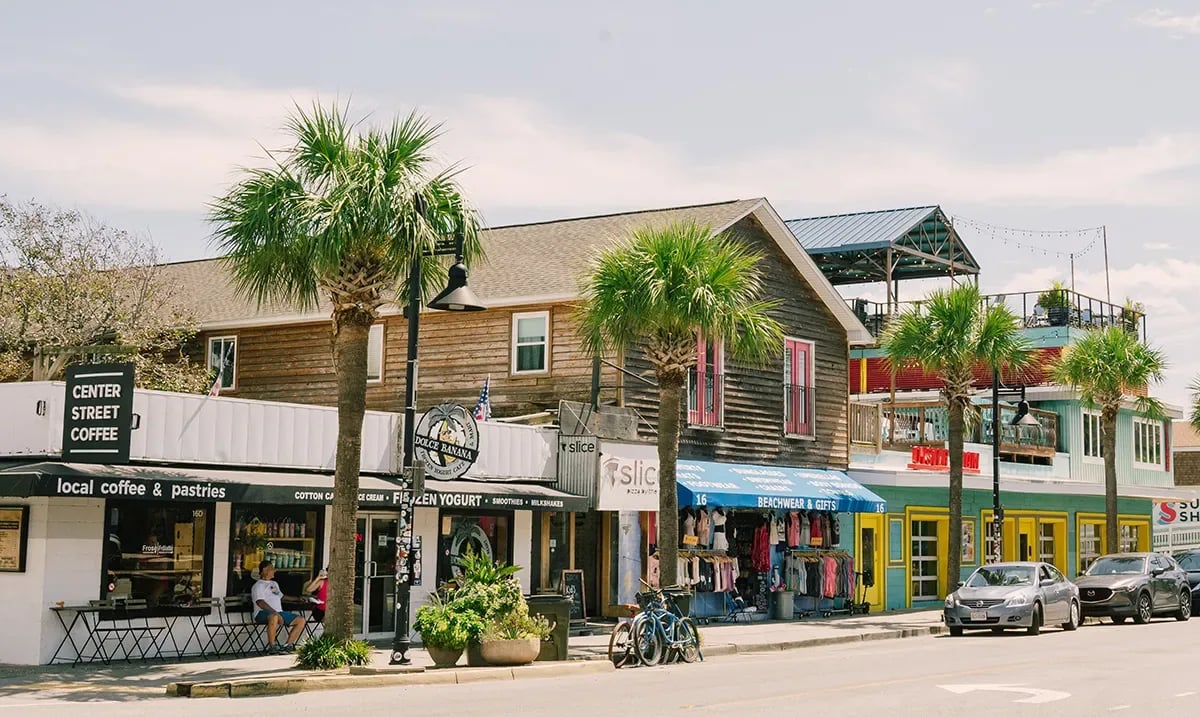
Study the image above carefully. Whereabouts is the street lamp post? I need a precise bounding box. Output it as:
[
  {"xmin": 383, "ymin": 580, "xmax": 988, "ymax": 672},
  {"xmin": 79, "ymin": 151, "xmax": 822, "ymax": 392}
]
[
  {"xmin": 990, "ymin": 369, "xmax": 1041, "ymax": 564},
  {"xmin": 390, "ymin": 234, "xmax": 486, "ymax": 665}
]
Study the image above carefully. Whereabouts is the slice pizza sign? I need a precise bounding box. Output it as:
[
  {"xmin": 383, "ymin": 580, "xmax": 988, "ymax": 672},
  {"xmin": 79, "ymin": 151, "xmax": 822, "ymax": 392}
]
[{"xmin": 413, "ymin": 402, "xmax": 480, "ymax": 481}]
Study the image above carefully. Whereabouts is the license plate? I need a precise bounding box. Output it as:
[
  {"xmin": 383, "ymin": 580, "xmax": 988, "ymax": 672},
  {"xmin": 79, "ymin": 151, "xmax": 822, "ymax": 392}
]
[{"xmin": 969, "ymin": 610, "xmax": 988, "ymax": 622}]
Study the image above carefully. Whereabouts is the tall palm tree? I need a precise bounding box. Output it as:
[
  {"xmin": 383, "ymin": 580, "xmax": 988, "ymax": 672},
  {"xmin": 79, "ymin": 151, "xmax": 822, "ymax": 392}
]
[
  {"xmin": 881, "ymin": 284, "xmax": 1028, "ymax": 595},
  {"xmin": 1052, "ymin": 325, "xmax": 1165, "ymax": 554},
  {"xmin": 577, "ymin": 222, "xmax": 784, "ymax": 585},
  {"xmin": 210, "ymin": 104, "xmax": 481, "ymax": 640}
]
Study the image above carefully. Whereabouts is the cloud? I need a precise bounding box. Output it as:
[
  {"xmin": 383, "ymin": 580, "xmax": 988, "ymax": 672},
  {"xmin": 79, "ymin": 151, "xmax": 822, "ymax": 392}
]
[
  {"xmin": 1136, "ymin": 9, "xmax": 1200, "ymax": 36},
  {"xmin": 1, "ymin": 82, "xmax": 1199, "ymax": 222},
  {"xmin": 1144, "ymin": 241, "xmax": 1172, "ymax": 250}
]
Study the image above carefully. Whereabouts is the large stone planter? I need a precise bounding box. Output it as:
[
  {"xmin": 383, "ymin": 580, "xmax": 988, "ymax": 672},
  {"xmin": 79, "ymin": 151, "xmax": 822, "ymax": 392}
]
[
  {"xmin": 466, "ymin": 641, "xmax": 486, "ymax": 667},
  {"xmin": 425, "ymin": 645, "xmax": 463, "ymax": 668},
  {"xmin": 479, "ymin": 637, "xmax": 541, "ymax": 666}
]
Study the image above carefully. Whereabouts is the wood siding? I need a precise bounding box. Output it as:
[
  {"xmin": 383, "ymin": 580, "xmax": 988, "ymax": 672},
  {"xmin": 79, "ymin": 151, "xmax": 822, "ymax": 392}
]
[
  {"xmin": 194, "ymin": 304, "xmax": 620, "ymax": 418},
  {"xmin": 621, "ymin": 216, "xmax": 851, "ymax": 471}
]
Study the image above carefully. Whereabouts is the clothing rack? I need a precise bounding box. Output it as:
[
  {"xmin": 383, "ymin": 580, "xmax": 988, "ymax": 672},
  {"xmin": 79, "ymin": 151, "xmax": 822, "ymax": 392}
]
[{"xmin": 783, "ymin": 549, "xmax": 856, "ymax": 618}]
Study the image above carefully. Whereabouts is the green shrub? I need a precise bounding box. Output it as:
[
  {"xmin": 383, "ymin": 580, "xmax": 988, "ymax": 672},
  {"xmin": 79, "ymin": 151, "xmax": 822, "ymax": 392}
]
[
  {"xmin": 482, "ymin": 610, "xmax": 552, "ymax": 641},
  {"xmin": 415, "ymin": 591, "xmax": 483, "ymax": 650},
  {"xmin": 295, "ymin": 635, "xmax": 373, "ymax": 670}
]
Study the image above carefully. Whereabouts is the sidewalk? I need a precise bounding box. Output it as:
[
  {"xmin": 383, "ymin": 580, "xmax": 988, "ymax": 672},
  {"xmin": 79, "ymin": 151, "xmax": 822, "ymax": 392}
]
[{"xmin": 0, "ymin": 609, "xmax": 943, "ymax": 701}]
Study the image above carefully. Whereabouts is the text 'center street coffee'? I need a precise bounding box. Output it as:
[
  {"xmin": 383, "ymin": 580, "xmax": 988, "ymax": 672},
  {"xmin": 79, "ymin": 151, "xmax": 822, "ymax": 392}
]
[{"xmin": 62, "ymin": 363, "xmax": 135, "ymax": 463}]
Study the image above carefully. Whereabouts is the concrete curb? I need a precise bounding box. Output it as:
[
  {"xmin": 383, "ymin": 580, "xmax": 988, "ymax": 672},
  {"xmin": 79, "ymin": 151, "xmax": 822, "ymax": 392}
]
[{"xmin": 168, "ymin": 659, "xmax": 615, "ymax": 698}]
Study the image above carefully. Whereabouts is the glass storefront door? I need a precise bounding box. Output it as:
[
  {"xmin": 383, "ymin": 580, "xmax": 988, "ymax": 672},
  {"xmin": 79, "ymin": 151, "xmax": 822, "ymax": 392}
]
[{"xmin": 354, "ymin": 514, "xmax": 398, "ymax": 636}]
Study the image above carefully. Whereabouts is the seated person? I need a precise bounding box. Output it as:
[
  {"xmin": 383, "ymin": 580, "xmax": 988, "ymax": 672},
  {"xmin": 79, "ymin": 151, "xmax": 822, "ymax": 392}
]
[{"xmin": 252, "ymin": 561, "xmax": 307, "ymax": 653}]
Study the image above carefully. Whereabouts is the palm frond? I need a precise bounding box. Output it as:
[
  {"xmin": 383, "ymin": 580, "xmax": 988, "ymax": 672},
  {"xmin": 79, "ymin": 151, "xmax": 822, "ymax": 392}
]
[{"xmin": 1050, "ymin": 326, "xmax": 1166, "ymax": 413}]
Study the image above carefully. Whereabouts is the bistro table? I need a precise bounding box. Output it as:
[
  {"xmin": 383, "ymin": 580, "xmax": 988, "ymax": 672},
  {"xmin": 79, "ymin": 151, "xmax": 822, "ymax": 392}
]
[
  {"xmin": 49, "ymin": 604, "xmax": 109, "ymax": 666},
  {"xmin": 50, "ymin": 601, "xmax": 214, "ymax": 665}
]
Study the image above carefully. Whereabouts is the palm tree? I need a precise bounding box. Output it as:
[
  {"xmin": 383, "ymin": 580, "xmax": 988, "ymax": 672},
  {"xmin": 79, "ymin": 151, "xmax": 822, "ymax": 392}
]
[
  {"xmin": 881, "ymin": 284, "xmax": 1028, "ymax": 595},
  {"xmin": 577, "ymin": 222, "xmax": 784, "ymax": 585},
  {"xmin": 210, "ymin": 104, "xmax": 481, "ymax": 640},
  {"xmin": 1052, "ymin": 325, "xmax": 1165, "ymax": 554}
]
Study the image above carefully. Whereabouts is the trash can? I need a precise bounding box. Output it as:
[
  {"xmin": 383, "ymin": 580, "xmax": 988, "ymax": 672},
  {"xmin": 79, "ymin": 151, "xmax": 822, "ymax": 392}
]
[
  {"xmin": 773, "ymin": 591, "xmax": 794, "ymax": 620},
  {"xmin": 526, "ymin": 594, "xmax": 571, "ymax": 661},
  {"xmin": 664, "ymin": 589, "xmax": 692, "ymax": 618}
]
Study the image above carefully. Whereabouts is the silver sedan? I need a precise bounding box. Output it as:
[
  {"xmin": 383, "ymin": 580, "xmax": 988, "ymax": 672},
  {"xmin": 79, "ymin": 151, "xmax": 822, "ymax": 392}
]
[{"xmin": 944, "ymin": 561, "xmax": 1080, "ymax": 636}]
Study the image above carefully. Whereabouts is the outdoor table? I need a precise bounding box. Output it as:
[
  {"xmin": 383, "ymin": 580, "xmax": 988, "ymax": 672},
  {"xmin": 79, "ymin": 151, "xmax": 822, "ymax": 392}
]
[
  {"xmin": 49, "ymin": 605, "xmax": 109, "ymax": 666},
  {"xmin": 50, "ymin": 602, "xmax": 212, "ymax": 665},
  {"xmin": 282, "ymin": 599, "xmax": 324, "ymax": 641}
]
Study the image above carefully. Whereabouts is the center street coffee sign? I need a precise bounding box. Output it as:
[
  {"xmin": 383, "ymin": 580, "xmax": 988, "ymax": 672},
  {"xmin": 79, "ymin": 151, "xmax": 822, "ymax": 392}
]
[{"xmin": 62, "ymin": 363, "xmax": 135, "ymax": 464}]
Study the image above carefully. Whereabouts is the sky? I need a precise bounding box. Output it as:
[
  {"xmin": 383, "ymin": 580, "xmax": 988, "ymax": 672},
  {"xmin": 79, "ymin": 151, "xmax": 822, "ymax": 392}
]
[{"xmin": 1, "ymin": 0, "xmax": 1198, "ymax": 405}]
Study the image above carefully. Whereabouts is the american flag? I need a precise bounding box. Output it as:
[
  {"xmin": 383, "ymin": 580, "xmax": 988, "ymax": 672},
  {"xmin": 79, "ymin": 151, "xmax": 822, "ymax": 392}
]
[
  {"xmin": 208, "ymin": 369, "xmax": 223, "ymax": 397},
  {"xmin": 473, "ymin": 375, "xmax": 491, "ymax": 421}
]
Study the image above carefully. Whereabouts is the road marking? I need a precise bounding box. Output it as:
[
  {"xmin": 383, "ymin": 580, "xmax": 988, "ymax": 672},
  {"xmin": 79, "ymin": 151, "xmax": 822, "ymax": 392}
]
[
  {"xmin": 938, "ymin": 683, "xmax": 1071, "ymax": 704},
  {"xmin": 1177, "ymin": 692, "xmax": 1196, "ymax": 698},
  {"xmin": 1109, "ymin": 706, "xmax": 1131, "ymax": 711}
]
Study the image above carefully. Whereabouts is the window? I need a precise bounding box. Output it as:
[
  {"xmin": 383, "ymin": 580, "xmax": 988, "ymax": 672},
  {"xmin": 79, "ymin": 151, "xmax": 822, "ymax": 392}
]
[
  {"xmin": 1079, "ymin": 522, "xmax": 1102, "ymax": 572},
  {"xmin": 228, "ymin": 506, "xmax": 323, "ymax": 599},
  {"xmin": 103, "ymin": 500, "xmax": 213, "ymax": 606},
  {"xmin": 367, "ymin": 324, "xmax": 384, "ymax": 382},
  {"xmin": 1082, "ymin": 410, "xmax": 1102, "ymax": 461},
  {"xmin": 440, "ymin": 513, "xmax": 512, "ymax": 582},
  {"xmin": 784, "ymin": 338, "xmax": 814, "ymax": 436},
  {"xmin": 910, "ymin": 520, "xmax": 940, "ymax": 600},
  {"xmin": 984, "ymin": 520, "xmax": 1000, "ymax": 564},
  {"xmin": 687, "ymin": 336, "xmax": 723, "ymax": 427},
  {"xmin": 207, "ymin": 336, "xmax": 237, "ymax": 390},
  {"xmin": 1132, "ymin": 418, "xmax": 1164, "ymax": 468},
  {"xmin": 1120, "ymin": 523, "xmax": 1141, "ymax": 553},
  {"xmin": 512, "ymin": 312, "xmax": 549, "ymax": 374},
  {"xmin": 1038, "ymin": 522, "xmax": 1057, "ymax": 565}
]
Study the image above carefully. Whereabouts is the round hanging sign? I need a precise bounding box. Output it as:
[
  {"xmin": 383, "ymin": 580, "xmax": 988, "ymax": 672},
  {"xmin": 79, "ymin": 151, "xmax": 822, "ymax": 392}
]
[{"xmin": 413, "ymin": 402, "xmax": 481, "ymax": 480}]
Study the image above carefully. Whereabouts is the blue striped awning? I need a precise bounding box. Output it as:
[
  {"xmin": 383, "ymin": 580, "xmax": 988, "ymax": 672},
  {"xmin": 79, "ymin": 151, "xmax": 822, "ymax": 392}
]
[{"xmin": 675, "ymin": 459, "xmax": 886, "ymax": 513}]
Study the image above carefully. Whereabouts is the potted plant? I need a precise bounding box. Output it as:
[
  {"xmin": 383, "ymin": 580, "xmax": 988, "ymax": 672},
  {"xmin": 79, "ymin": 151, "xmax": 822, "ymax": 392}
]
[
  {"xmin": 479, "ymin": 609, "xmax": 552, "ymax": 666},
  {"xmin": 1037, "ymin": 281, "xmax": 1071, "ymax": 326},
  {"xmin": 414, "ymin": 591, "xmax": 481, "ymax": 668},
  {"xmin": 1121, "ymin": 298, "xmax": 1144, "ymax": 335},
  {"xmin": 443, "ymin": 550, "xmax": 524, "ymax": 666}
]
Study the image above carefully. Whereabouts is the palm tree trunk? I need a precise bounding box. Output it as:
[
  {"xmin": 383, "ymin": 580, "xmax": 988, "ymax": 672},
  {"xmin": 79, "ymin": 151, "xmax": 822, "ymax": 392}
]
[
  {"xmin": 325, "ymin": 314, "xmax": 371, "ymax": 640},
  {"xmin": 657, "ymin": 376, "xmax": 684, "ymax": 587},
  {"xmin": 946, "ymin": 398, "xmax": 964, "ymax": 597},
  {"xmin": 1102, "ymin": 407, "xmax": 1119, "ymax": 554}
]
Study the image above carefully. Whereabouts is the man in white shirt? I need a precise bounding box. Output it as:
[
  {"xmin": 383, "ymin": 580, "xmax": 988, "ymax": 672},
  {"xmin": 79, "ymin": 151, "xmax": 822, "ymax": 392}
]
[{"xmin": 252, "ymin": 561, "xmax": 306, "ymax": 653}]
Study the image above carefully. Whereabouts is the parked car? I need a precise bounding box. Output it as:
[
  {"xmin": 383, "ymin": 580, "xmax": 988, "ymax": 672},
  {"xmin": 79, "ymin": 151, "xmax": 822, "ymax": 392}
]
[
  {"xmin": 1172, "ymin": 549, "xmax": 1200, "ymax": 610},
  {"xmin": 1075, "ymin": 552, "xmax": 1191, "ymax": 624},
  {"xmin": 944, "ymin": 561, "xmax": 1079, "ymax": 637}
]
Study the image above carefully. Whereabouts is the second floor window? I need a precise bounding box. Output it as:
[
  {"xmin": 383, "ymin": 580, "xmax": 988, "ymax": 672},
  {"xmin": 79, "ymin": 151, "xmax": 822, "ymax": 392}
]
[
  {"xmin": 207, "ymin": 336, "xmax": 237, "ymax": 390},
  {"xmin": 1132, "ymin": 417, "xmax": 1164, "ymax": 468},
  {"xmin": 512, "ymin": 311, "xmax": 549, "ymax": 374},
  {"xmin": 784, "ymin": 338, "xmax": 814, "ymax": 436},
  {"xmin": 687, "ymin": 336, "xmax": 723, "ymax": 427},
  {"xmin": 367, "ymin": 324, "xmax": 384, "ymax": 382},
  {"xmin": 1082, "ymin": 410, "xmax": 1102, "ymax": 461}
]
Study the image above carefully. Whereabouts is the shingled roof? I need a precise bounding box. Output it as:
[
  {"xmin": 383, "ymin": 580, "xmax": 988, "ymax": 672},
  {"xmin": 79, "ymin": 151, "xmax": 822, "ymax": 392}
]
[{"xmin": 161, "ymin": 198, "xmax": 871, "ymax": 343}]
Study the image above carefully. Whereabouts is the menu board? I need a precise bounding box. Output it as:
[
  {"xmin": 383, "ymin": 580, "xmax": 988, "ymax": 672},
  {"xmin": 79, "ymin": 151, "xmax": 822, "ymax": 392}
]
[
  {"xmin": 0, "ymin": 506, "xmax": 29, "ymax": 572},
  {"xmin": 561, "ymin": 569, "xmax": 586, "ymax": 622}
]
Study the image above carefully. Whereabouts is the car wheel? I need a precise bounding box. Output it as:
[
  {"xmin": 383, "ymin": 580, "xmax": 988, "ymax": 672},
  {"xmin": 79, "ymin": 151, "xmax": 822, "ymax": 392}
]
[
  {"xmin": 948, "ymin": 626, "xmax": 963, "ymax": 637},
  {"xmin": 1176, "ymin": 590, "xmax": 1192, "ymax": 622},
  {"xmin": 1026, "ymin": 604, "xmax": 1042, "ymax": 636},
  {"xmin": 1062, "ymin": 600, "xmax": 1079, "ymax": 631},
  {"xmin": 1112, "ymin": 616, "xmax": 1126, "ymax": 624},
  {"xmin": 1133, "ymin": 592, "xmax": 1153, "ymax": 624}
]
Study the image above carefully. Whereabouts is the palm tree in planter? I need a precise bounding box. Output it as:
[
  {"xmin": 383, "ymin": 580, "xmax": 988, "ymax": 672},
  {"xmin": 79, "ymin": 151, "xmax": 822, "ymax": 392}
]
[
  {"xmin": 210, "ymin": 104, "xmax": 482, "ymax": 640},
  {"xmin": 577, "ymin": 222, "xmax": 784, "ymax": 585},
  {"xmin": 1051, "ymin": 326, "xmax": 1166, "ymax": 554},
  {"xmin": 881, "ymin": 284, "xmax": 1029, "ymax": 594}
]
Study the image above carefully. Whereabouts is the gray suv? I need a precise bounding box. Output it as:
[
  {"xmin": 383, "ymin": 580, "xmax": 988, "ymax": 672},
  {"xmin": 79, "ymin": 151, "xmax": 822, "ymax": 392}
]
[{"xmin": 1075, "ymin": 553, "xmax": 1191, "ymax": 624}]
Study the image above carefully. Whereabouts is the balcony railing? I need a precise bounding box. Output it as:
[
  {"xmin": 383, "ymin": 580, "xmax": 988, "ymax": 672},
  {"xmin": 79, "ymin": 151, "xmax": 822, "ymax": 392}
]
[
  {"xmin": 847, "ymin": 289, "xmax": 1148, "ymax": 343},
  {"xmin": 784, "ymin": 384, "xmax": 814, "ymax": 437},
  {"xmin": 687, "ymin": 370, "xmax": 723, "ymax": 428},
  {"xmin": 850, "ymin": 399, "xmax": 1058, "ymax": 464}
]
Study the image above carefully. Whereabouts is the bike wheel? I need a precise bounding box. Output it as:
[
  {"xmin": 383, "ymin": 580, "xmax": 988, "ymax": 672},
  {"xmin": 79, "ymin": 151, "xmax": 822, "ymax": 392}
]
[
  {"xmin": 676, "ymin": 617, "xmax": 702, "ymax": 664},
  {"xmin": 633, "ymin": 615, "xmax": 664, "ymax": 666},
  {"xmin": 607, "ymin": 621, "xmax": 634, "ymax": 668}
]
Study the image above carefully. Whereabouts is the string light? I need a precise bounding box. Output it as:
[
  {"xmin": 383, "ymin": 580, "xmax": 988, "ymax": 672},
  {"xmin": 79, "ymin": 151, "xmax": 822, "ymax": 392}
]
[{"xmin": 951, "ymin": 216, "xmax": 1102, "ymax": 260}]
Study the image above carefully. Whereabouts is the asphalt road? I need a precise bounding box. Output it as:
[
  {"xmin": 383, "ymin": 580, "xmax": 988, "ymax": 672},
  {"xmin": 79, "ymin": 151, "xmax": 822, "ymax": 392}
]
[{"xmin": 5, "ymin": 615, "xmax": 1199, "ymax": 716}]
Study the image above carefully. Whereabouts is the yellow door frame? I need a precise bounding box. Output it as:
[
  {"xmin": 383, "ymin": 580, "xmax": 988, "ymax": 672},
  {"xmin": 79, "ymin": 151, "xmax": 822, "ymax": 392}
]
[
  {"xmin": 855, "ymin": 513, "xmax": 886, "ymax": 610},
  {"xmin": 981, "ymin": 509, "xmax": 1070, "ymax": 571},
  {"xmin": 904, "ymin": 506, "xmax": 949, "ymax": 609}
]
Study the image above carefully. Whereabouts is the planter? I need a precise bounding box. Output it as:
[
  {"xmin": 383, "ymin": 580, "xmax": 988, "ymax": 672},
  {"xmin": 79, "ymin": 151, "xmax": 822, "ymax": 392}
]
[
  {"xmin": 466, "ymin": 641, "xmax": 486, "ymax": 667},
  {"xmin": 425, "ymin": 645, "xmax": 463, "ymax": 668},
  {"xmin": 1047, "ymin": 306, "xmax": 1070, "ymax": 327},
  {"xmin": 479, "ymin": 637, "xmax": 541, "ymax": 666}
]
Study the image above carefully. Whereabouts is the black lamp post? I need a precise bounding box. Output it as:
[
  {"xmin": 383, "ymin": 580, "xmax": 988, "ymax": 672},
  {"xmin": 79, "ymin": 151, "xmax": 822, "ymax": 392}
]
[
  {"xmin": 990, "ymin": 370, "xmax": 1041, "ymax": 564},
  {"xmin": 391, "ymin": 234, "xmax": 485, "ymax": 665}
]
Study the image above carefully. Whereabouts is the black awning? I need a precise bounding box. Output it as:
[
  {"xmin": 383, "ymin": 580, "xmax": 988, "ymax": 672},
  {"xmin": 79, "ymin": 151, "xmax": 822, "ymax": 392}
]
[{"xmin": 0, "ymin": 461, "xmax": 587, "ymax": 511}]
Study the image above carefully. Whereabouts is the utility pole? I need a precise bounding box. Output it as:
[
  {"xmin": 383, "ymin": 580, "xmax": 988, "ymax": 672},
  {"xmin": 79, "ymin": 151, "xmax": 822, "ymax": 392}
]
[{"xmin": 1102, "ymin": 225, "xmax": 1111, "ymax": 303}]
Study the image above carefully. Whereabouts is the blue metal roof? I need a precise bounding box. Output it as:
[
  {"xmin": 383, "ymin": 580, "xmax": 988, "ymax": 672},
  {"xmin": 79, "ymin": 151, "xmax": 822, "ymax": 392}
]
[
  {"xmin": 675, "ymin": 459, "xmax": 886, "ymax": 513},
  {"xmin": 786, "ymin": 206, "xmax": 939, "ymax": 254}
]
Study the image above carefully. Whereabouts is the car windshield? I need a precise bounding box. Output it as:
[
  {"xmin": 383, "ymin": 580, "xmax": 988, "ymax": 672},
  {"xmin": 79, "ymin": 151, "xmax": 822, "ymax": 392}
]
[
  {"xmin": 1176, "ymin": 553, "xmax": 1200, "ymax": 571},
  {"xmin": 1086, "ymin": 556, "xmax": 1146, "ymax": 576},
  {"xmin": 965, "ymin": 566, "xmax": 1036, "ymax": 587}
]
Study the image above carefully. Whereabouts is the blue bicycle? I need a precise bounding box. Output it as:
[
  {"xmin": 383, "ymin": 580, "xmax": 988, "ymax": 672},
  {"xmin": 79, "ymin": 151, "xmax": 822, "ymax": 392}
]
[{"xmin": 634, "ymin": 582, "xmax": 702, "ymax": 666}]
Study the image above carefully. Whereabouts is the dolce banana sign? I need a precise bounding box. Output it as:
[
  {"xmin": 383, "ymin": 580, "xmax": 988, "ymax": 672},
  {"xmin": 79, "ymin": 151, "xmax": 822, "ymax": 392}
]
[{"xmin": 597, "ymin": 441, "xmax": 660, "ymax": 511}]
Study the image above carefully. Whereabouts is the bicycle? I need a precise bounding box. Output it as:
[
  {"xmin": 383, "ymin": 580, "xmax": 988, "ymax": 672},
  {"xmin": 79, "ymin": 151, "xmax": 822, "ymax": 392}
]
[
  {"xmin": 607, "ymin": 600, "xmax": 660, "ymax": 668},
  {"xmin": 634, "ymin": 582, "xmax": 702, "ymax": 666}
]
